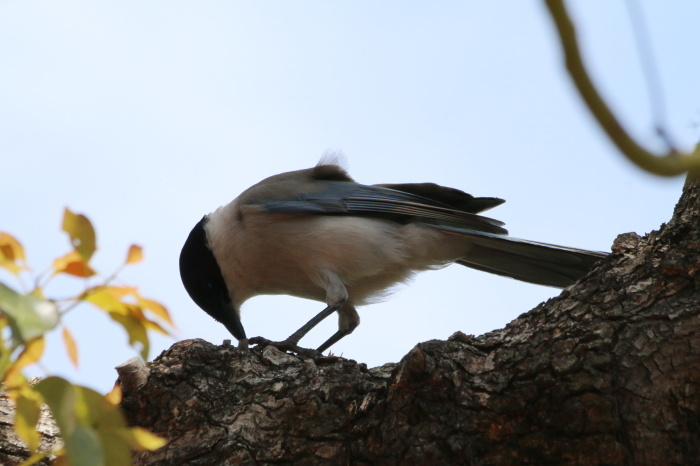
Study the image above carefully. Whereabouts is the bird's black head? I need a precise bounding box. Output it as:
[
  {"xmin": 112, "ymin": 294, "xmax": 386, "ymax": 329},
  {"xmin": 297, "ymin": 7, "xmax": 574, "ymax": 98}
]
[{"xmin": 179, "ymin": 216, "xmax": 247, "ymax": 340}]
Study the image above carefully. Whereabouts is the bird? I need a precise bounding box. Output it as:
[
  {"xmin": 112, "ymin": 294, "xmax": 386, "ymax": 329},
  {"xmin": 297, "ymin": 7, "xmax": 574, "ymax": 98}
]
[{"xmin": 179, "ymin": 158, "xmax": 607, "ymax": 356}]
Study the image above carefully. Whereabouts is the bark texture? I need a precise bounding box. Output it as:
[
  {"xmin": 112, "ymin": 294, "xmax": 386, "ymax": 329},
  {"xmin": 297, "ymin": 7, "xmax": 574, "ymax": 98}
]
[
  {"xmin": 0, "ymin": 380, "xmax": 59, "ymax": 466},
  {"xmin": 119, "ymin": 178, "xmax": 700, "ymax": 465}
]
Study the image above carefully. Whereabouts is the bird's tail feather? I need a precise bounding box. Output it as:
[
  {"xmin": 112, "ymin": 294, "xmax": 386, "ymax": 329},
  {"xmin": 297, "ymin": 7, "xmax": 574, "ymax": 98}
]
[{"xmin": 432, "ymin": 225, "xmax": 607, "ymax": 288}]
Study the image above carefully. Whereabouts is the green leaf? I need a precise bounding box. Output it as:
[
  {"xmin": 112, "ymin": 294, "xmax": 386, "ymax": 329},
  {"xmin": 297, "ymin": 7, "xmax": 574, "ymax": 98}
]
[
  {"xmin": 35, "ymin": 377, "xmax": 158, "ymax": 466},
  {"xmin": 75, "ymin": 386, "xmax": 145, "ymax": 465},
  {"xmin": 34, "ymin": 377, "xmax": 77, "ymax": 438},
  {"xmin": 0, "ymin": 283, "xmax": 59, "ymax": 345},
  {"xmin": 0, "ymin": 321, "xmax": 11, "ymax": 380},
  {"xmin": 100, "ymin": 432, "xmax": 134, "ymax": 466},
  {"xmin": 61, "ymin": 208, "xmax": 96, "ymax": 262},
  {"xmin": 68, "ymin": 425, "xmax": 104, "ymax": 466},
  {"xmin": 75, "ymin": 383, "xmax": 124, "ymax": 429}
]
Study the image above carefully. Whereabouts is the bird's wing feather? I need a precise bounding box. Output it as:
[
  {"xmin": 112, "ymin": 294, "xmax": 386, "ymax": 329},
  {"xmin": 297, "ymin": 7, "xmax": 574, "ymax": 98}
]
[
  {"xmin": 253, "ymin": 182, "xmax": 508, "ymax": 234},
  {"xmin": 375, "ymin": 183, "xmax": 504, "ymax": 213}
]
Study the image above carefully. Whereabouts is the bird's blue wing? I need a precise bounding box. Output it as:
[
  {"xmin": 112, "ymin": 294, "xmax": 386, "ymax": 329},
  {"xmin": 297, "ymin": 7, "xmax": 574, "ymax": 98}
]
[{"xmin": 253, "ymin": 182, "xmax": 508, "ymax": 234}]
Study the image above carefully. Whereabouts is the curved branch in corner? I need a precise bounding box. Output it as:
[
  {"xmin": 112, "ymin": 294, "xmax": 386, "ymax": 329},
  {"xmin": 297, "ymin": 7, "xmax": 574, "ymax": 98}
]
[{"xmin": 544, "ymin": 0, "xmax": 700, "ymax": 177}]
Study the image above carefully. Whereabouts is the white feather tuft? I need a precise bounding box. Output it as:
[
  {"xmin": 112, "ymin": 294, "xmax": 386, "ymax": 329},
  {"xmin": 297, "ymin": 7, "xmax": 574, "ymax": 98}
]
[{"xmin": 317, "ymin": 150, "xmax": 348, "ymax": 170}]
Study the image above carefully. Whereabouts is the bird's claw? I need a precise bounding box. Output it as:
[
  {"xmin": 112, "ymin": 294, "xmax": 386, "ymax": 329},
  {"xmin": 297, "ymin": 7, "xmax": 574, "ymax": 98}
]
[{"xmin": 248, "ymin": 336, "xmax": 322, "ymax": 358}]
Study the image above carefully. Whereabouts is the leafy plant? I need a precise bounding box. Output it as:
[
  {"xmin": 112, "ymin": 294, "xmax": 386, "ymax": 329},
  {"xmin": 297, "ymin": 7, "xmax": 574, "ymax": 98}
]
[{"xmin": 0, "ymin": 208, "xmax": 173, "ymax": 465}]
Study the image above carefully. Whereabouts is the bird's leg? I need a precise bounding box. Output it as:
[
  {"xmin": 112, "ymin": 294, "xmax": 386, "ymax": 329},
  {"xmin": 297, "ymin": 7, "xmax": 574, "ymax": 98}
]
[
  {"xmin": 249, "ymin": 301, "xmax": 344, "ymax": 357},
  {"xmin": 249, "ymin": 269, "xmax": 348, "ymax": 357},
  {"xmin": 316, "ymin": 329, "xmax": 349, "ymax": 353},
  {"xmin": 295, "ymin": 303, "xmax": 342, "ymax": 342},
  {"xmin": 317, "ymin": 304, "xmax": 359, "ymax": 353}
]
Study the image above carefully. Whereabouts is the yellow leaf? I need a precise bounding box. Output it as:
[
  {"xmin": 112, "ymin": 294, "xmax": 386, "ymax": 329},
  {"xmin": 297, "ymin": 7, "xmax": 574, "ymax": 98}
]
[
  {"xmin": 129, "ymin": 427, "xmax": 167, "ymax": 451},
  {"xmin": 18, "ymin": 336, "xmax": 46, "ymax": 371},
  {"xmin": 61, "ymin": 208, "xmax": 96, "ymax": 262},
  {"xmin": 0, "ymin": 232, "xmax": 25, "ymax": 260},
  {"xmin": 127, "ymin": 303, "xmax": 148, "ymax": 324},
  {"xmin": 6, "ymin": 337, "xmax": 45, "ymax": 383},
  {"xmin": 113, "ymin": 286, "xmax": 138, "ymax": 296},
  {"xmin": 53, "ymin": 251, "xmax": 96, "ymax": 278},
  {"xmin": 104, "ymin": 384, "xmax": 122, "ymax": 406},
  {"xmin": 137, "ymin": 297, "xmax": 175, "ymax": 328},
  {"xmin": 0, "ymin": 232, "xmax": 26, "ymax": 275},
  {"xmin": 125, "ymin": 244, "xmax": 143, "ymax": 265},
  {"xmin": 14, "ymin": 385, "xmax": 43, "ymax": 453},
  {"xmin": 142, "ymin": 318, "xmax": 172, "ymax": 336},
  {"xmin": 85, "ymin": 286, "xmax": 131, "ymax": 315},
  {"xmin": 62, "ymin": 326, "xmax": 79, "ymax": 369},
  {"xmin": 3, "ymin": 373, "xmax": 26, "ymax": 400},
  {"xmin": 87, "ymin": 287, "xmax": 173, "ymax": 357}
]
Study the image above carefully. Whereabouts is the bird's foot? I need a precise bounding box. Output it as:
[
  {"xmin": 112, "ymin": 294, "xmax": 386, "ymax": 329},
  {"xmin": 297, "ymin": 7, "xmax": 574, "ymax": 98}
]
[{"xmin": 248, "ymin": 336, "xmax": 322, "ymax": 358}]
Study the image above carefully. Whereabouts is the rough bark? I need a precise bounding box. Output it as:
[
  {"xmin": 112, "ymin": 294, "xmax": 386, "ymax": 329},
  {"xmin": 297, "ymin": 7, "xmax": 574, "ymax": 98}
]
[
  {"xmin": 0, "ymin": 379, "xmax": 60, "ymax": 466},
  {"xmin": 117, "ymin": 178, "xmax": 700, "ymax": 465}
]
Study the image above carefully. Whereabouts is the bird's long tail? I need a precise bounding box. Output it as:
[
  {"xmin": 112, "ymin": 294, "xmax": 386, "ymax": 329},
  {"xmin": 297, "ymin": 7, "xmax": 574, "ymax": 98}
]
[{"xmin": 433, "ymin": 225, "xmax": 607, "ymax": 288}]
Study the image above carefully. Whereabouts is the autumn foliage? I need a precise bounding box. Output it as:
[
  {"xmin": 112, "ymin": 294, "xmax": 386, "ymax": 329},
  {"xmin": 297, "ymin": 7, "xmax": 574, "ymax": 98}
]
[{"xmin": 0, "ymin": 208, "xmax": 173, "ymax": 465}]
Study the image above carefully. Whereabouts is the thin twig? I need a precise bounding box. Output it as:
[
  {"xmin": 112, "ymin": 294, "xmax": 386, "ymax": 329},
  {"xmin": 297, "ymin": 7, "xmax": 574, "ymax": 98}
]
[
  {"xmin": 624, "ymin": 0, "xmax": 675, "ymax": 151},
  {"xmin": 58, "ymin": 264, "xmax": 125, "ymax": 317}
]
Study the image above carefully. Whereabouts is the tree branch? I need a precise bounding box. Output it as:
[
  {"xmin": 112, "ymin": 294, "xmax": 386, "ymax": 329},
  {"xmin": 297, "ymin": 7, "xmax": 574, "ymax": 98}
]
[{"xmin": 544, "ymin": 0, "xmax": 700, "ymax": 176}]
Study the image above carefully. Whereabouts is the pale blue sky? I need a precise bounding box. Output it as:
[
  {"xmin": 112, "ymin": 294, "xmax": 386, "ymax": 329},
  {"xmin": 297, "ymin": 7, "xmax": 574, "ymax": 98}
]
[{"xmin": 1, "ymin": 1, "xmax": 696, "ymax": 392}]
